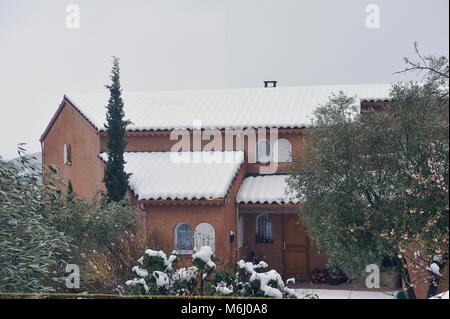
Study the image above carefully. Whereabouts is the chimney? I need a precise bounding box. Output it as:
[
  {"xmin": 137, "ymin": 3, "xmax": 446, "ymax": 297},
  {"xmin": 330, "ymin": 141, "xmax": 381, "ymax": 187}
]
[{"xmin": 263, "ymin": 80, "xmax": 277, "ymax": 88}]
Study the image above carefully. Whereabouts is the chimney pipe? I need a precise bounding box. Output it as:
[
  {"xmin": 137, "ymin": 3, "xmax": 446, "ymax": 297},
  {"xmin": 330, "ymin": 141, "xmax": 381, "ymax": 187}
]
[{"xmin": 264, "ymin": 81, "xmax": 277, "ymax": 88}]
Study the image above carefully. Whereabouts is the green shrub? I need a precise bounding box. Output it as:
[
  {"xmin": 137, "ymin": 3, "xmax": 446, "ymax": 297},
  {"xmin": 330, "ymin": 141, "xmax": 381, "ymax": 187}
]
[{"xmin": 0, "ymin": 153, "xmax": 73, "ymax": 294}]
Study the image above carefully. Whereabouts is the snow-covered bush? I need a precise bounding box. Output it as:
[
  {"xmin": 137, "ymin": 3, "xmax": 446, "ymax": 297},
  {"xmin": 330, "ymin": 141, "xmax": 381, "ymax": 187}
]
[
  {"xmin": 126, "ymin": 249, "xmax": 180, "ymax": 295},
  {"xmin": 126, "ymin": 246, "xmax": 298, "ymax": 298},
  {"xmin": 235, "ymin": 260, "xmax": 297, "ymax": 298}
]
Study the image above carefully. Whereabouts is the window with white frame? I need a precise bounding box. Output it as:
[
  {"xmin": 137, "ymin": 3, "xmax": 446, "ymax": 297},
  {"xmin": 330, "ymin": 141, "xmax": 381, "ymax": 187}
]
[
  {"xmin": 256, "ymin": 140, "xmax": 271, "ymax": 162},
  {"xmin": 274, "ymin": 138, "xmax": 292, "ymax": 162},
  {"xmin": 174, "ymin": 223, "xmax": 193, "ymax": 254},
  {"xmin": 256, "ymin": 214, "xmax": 273, "ymax": 243},
  {"xmin": 194, "ymin": 223, "xmax": 215, "ymax": 253}
]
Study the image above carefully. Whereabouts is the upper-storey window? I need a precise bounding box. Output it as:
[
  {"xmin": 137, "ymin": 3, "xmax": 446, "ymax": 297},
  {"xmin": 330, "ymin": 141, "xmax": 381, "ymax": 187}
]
[
  {"xmin": 274, "ymin": 138, "xmax": 292, "ymax": 162},
  {"xmin": 63, "ymin": 144, "xmax": 72, "ymax": 165},
  {"xmin": 256, "ymin": 140, "xmax": 271, "ymax": 162}
]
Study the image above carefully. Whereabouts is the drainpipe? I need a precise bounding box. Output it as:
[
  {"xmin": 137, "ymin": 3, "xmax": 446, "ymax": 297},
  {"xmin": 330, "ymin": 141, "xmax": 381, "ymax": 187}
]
[{"xmin": 235, "ymin": 206, "xmax": 240, "ymax": 267}]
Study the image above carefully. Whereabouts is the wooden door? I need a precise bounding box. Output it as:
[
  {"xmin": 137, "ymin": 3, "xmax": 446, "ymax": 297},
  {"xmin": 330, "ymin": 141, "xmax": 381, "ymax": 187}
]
[{"xmin": 283, "ymin": 215, "xmax": 309, "ymax": 278}]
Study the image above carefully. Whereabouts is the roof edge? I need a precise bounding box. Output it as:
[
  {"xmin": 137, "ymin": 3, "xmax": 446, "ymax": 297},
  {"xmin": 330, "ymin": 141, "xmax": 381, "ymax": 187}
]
[
  {"xmin": 236, "ymin": 203, "xmax": 298, "ymax": 208},
  {"xmin": 137, "ymin": 198, "xmax": 226, "ymax": 206},
  {"xmin": 39, "ymin": 95, "xmax": 99, "ymax": 142}
]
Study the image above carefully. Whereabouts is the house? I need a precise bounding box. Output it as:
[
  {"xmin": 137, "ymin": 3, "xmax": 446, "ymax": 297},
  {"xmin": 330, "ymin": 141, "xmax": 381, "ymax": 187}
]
[{"xmin": 40, "ymin": 83, "xmax": 391, "ymax": 278}]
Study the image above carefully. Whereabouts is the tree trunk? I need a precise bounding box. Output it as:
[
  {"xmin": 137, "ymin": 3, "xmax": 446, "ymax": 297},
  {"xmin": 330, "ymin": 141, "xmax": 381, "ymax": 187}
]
[{"xmin": 400, "ymin": 261, "xmax": 416, "ymax": 299}]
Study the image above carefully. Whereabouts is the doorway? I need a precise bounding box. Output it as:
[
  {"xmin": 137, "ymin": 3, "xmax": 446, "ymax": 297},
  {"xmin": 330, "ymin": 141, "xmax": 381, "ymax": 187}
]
[{"xmin": 283, "ymin": 214, "xmax": 309, "ymax": 279}]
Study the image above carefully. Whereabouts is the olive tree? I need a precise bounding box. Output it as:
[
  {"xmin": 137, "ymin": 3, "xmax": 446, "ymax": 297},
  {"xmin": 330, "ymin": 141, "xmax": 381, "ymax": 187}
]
[{"xmin": 287, "ymin": 49, "xmax": 448, "ymax": 298}]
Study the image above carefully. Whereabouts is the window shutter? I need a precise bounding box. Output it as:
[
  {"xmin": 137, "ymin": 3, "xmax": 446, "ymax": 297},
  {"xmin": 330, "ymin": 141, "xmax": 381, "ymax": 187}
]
[
  {"xmin": 274, "ymin": 138, "xmax": 292, "ymax": 162},
  {"xmin": 238, "ymin": 216, "xmax": 244, "ymax": 248},
  {"xmin": 63, "ymin": 144, "xmax": 68, "ymax": 164},
  {"xmin": 257, "ymin": 140, "xmax": 271, "ymax": 162},
  {"xmin": 67, "ymin": 144, "xmax": 72, "ymax": 164},
  {"xmin": 194, "ymin": 223, "xmax": 215, "ymax": 253}
]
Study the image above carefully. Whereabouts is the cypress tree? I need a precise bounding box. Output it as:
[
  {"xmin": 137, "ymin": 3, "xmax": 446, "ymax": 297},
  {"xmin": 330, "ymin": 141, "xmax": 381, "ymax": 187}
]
[
  {"xmin": 66, "ymin": 180, "xmax": 75, "ymax": 202},
  {"xmin": 103, "ymin": 57, "xmax": 131, "ymax": 202}
]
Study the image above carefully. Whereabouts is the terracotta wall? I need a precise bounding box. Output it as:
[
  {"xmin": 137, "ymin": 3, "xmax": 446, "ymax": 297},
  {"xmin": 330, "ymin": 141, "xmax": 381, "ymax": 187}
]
[
  {"xmin": 99, "ymin": 130, "xmax": 306, "ymax": 174},
  {"xmin": 239, "ymin": 212, "xmax": 284, "ymax": 274},
  {"xmin": 143, "ymin": 163, "xmax": 247, "ymax": 265},
  {"xmin": 42, "ymin": 103, "xmax": 104, "ymax": 200},
  {"xmin": 237, "ymin": 209, "xmax": 328, "ymax": 276},
  {"xmin": 100, "ymin": 134, "xmax": 176, "ymax": 153},
  {"xmin": 144, "ymin": 204, "xmax": 232, "ymax": 263},
  {"xmin": 308, "ymin": 243, "xmax": 328, "ymax": 271}
]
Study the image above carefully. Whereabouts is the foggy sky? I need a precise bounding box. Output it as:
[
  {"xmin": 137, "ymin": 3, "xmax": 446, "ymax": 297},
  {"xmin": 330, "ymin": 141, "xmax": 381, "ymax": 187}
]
[{"xmin": 0, "ymin": 0, "xmax": 448, "ymax": 159}]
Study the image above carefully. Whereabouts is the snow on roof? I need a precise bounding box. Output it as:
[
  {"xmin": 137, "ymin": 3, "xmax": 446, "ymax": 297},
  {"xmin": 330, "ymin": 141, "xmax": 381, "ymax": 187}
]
[
  {"xmin": 236, "ymin": 174, "xmax": 298, "ymax": 204},
  {"xmin": 66, "ymin": 84, "xmax": 391, "ymax": 132},
  {"xmin": 99, "ymin": 151, "xmax": 244, "ymax": 201}
]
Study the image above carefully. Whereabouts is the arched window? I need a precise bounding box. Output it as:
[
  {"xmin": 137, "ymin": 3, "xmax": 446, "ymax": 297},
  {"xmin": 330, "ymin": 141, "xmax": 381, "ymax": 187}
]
[
  {"xmin": 256, "ymin": 140, "xmax": 271, "ymax": 162},
  {"xmin": 274, "ymin": 138, "xmax": 292, "ymax": 162},
  {"xmin": 256, "ymin": 214, "xmax": 273, "ymax": 243},
  {"xmin": 174, "ymin": 223, "xmax": 193, "ymax": 254},
  {"xmin": 194, "ymin": 223, "xmax": 215, "ymax": 253}
]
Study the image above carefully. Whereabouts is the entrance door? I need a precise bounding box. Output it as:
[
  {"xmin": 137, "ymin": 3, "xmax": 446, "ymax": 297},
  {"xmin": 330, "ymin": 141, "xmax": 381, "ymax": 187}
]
[{"xmin": 283, "ymin": 215, "xmax": 309, "ymax": 278}]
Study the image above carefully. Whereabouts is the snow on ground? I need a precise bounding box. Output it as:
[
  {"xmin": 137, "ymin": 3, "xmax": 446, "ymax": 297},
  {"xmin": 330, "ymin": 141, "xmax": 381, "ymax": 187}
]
[{"xmin": 295, "ymin": 289, "xmax": 398, "ymax": 299}]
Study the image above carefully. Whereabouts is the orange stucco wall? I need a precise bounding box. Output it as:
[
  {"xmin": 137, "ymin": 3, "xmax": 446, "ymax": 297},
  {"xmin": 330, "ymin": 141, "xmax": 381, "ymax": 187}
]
[
  {"xmin": 45, "ymin": 124, "xmax": 305, "ymax": 201},
  {"xmin": 42, "ymin": 103, "xmax": 105, "ymax": 200},
  {"xmin": 99, "ymin": 130, "xmax": 305, "ymax": 174},
  {"xmin": 238, "ymin": 212, "xmax": 285, "ymax": 273},
  {"xmin": 237, "ymin": 209, "xmax": 328, "ymax": 276},
  {"xmin": 143, "ymin": 163, "xmax": 247, "ymax": 265}
]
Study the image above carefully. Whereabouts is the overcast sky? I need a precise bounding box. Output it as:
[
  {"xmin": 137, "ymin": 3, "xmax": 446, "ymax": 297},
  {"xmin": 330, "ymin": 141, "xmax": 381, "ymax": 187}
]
[{"xmin": 0, "ymin": 0, "xmax": 448, "ymax": 160}]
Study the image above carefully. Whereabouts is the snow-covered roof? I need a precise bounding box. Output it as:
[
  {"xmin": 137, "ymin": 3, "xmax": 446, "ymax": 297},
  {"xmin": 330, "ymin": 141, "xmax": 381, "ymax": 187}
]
[
  {"xmin": 236, "ymin": 174, "xmax": 298, "ymax": 204},
  {"xmin": 65, "ymin": 84, "xmax": 391, "ymax": 132},
  {"xmin": 99, "ymin": 151, "xmax": 244, "ymax": 201}
]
